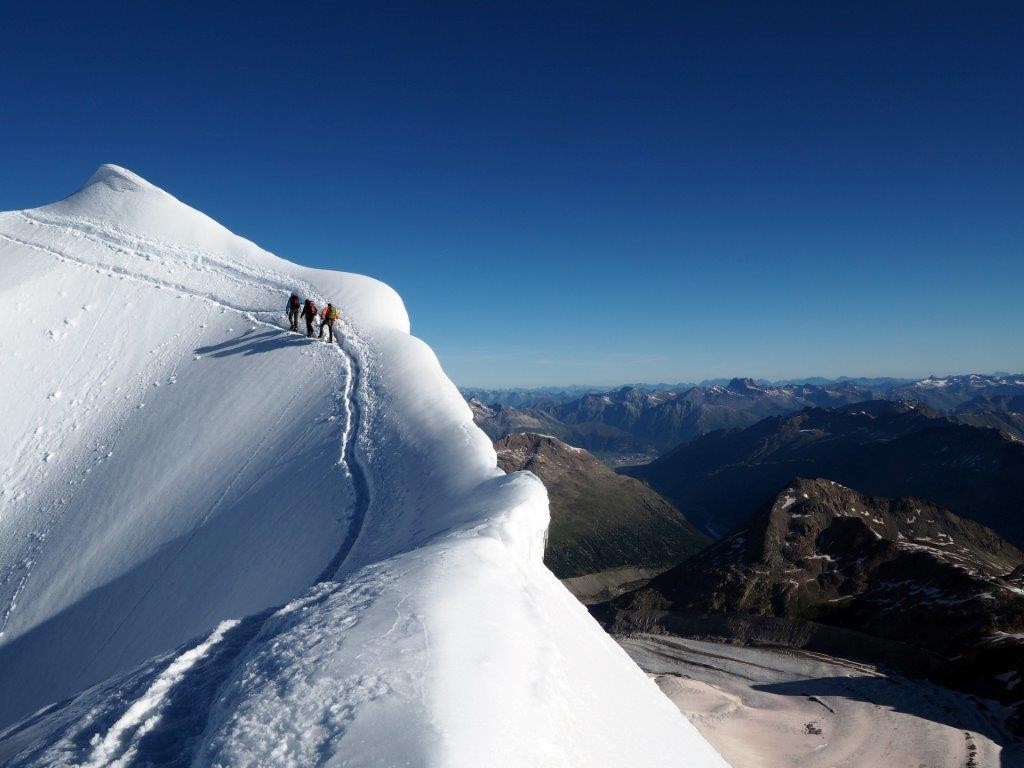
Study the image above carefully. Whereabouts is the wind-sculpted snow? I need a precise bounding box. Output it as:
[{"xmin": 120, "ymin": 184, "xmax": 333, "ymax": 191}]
[{"xmin": 0, "ymin": 166, "xmax": 729, "ymax": 766}]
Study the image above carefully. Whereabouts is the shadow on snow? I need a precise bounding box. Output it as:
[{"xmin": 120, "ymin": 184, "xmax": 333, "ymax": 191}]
[{"xmin": 194, "ymin": 328, "xmax": 323, "ymax": 358}]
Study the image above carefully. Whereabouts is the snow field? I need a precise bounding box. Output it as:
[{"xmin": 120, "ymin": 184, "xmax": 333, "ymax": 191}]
[{"xmin": 0, "ymin": 166, "xmax": 730, "ymax": 767}]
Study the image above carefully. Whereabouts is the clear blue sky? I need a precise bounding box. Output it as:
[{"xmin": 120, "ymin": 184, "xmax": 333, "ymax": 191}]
[{"xmin": 2, "ymin": 2, "xmax": 1021, "ymax": 387}]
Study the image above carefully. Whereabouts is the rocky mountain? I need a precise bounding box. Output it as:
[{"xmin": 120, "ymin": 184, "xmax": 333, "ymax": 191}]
[
  {"xmin": 603, "ymin": 478, "xmax": 1024, "ymax": 722},
  {"xmin": 890, "ymin": 373, "xmax": 1024, "ymax": 412},
  {"xmin": 472, "ymin": 379, "xmax": 883, "ymax": 458},
  {"xmin": 494, "ymin": 433, "xmax": 709, "ymax": 600},
  {"xmin": 469, "ymin": 398, "xmax": 570, "ymax": 441},
  {"xmin": 627, "ymin": 400, "xmax": 1024, "ymax": 544},
  {"xmin": 955, "ymin": 394, "xmax": 1024, "ymax": 440}
]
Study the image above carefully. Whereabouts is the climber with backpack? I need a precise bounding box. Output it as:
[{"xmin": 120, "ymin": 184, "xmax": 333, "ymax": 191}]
[
  {"xmin": 301, "ymin": 298, "xmax": 319, "ymax": 337},
  {"xmin": 319, "ymin": 302, "xmax": 341, "ymax": 343},
  {"xmin": 286, "ymin": 292, "xmax": 301, "ymax": 332}
]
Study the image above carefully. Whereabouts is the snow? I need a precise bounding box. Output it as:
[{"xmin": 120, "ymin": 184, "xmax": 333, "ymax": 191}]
[
  {"xmin": 83, "ymin": 620, "xmax": 239, "ymax": 768},
  {"xmin": 0, "ymin": 166, "xmax": 727, "ymax": 766},
  {"xmin": 621, "ymin": 635, "xmax": 1014, "ymax": 768}
]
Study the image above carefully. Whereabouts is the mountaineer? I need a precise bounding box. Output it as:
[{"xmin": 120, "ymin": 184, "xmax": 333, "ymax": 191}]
[
  {"xmin": 319, "ymin": 302, "xmax": 341, "ymax": 343},
  {"xmin": 286, "ymin": 292, "xmax": 301, "ymax": 332},
  {"xmin": 301, "ymin": 298, "xmax": 319, "ymax": 337}
]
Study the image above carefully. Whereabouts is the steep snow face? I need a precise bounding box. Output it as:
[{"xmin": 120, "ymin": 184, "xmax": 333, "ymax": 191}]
[{"xmin": 0, "ymin": 166, "xmax": 728, "ymax": 767}]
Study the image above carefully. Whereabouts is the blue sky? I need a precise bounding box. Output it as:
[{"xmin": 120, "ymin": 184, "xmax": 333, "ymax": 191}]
[{"xmin": 2, "ymin": 2, "xmax": 1021, "ymax": 387}]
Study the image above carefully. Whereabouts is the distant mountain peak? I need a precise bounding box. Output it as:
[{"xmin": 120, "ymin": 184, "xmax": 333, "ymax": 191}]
[{"xmin": 726, "ymin": 377, "xmax": 761, "ymax": 393}]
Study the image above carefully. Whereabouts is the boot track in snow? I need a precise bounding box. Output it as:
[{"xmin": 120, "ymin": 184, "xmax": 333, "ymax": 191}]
[{"xmin": 315, "ymin": 332, "xmax": 372, "ymax": 584}]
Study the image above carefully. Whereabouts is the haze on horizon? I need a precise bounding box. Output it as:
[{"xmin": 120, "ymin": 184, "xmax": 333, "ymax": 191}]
[
  {"xmin": 459, "ymin": 371, "xmax": 1023, "ymax": 393},
  {"xmin": 2, "ymin": 2, "xmax": 1021, "ymax": 388}
]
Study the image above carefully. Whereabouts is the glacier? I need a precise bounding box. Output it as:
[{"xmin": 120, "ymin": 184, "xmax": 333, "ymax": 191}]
[{"xmin": 0, "ymin": 165, "xmax": 729, "ymax": 766}]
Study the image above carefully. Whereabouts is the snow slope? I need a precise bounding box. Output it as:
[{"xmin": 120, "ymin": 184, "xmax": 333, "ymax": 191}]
[{"xmin": 0, "ymin": 166, "xmax": 729, "ymax": 766}]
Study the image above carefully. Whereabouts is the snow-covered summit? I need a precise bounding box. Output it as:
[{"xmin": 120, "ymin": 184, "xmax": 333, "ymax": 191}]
[
  {"xmin": 0, "ymin": 168, "xmax": 728, "ymax": 766},
  {"xmin": 83, "ymin": 162, "xmax": 154, "ymax": 190},
  {"xmin": 46, "ymin": 163, "xmax": 246, "ymax": 258},
  {"xmin": 49, "ymin": 163, "xmax": 254, "ymax": 255}
]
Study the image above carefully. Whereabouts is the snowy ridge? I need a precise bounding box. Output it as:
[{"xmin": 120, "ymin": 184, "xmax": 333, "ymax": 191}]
[{"xmin": 0, "ymin": 166, "xmax": 728, "ymax": 766}]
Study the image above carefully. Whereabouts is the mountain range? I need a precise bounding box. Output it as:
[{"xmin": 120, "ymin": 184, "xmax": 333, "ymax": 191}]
[
  {"xmin": 890, "ymin": 374, "xmax": 1024, "ymax": 412},
  {"xmin": 625, "ymin": 400, "xmax": 1024, "ymax": 544},
  {"xmin": 467, "ymin": 374, "xmax": 1024, "ymax": 462},
  {"xmin": 470, "ymin": 378, "xmax": 887, "ymax": 457}
]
